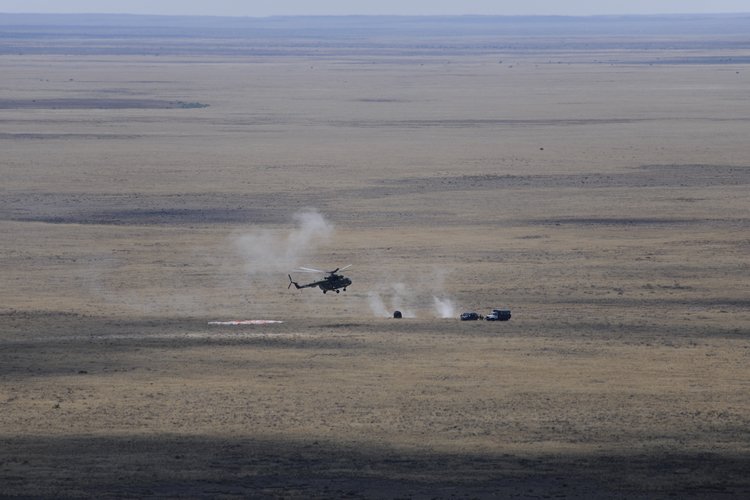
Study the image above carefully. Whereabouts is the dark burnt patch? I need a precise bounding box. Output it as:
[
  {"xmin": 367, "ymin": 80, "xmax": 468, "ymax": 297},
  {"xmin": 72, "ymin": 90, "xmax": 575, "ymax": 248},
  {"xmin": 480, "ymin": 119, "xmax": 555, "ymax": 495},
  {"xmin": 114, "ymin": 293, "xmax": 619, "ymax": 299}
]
[
  {"xmin": 332, "ymin": 117, "xmax": 649, "ymax": 129},
  {"xmin": 0, "ymin": 192, "xmax": 319, "ymax": 226},
  {"xmin": 0, "ymin": 98, "xmax": 207, "ymax": 110},
  {"xmin": 537, "ymin": 217, "xmax": 702, "ymax": 226},
  {"xmin": 0, "ymin": 132, "xmax": 141, "ymax": 140},
  {"xmin": 373, "ymin": 164, "xmax": 750, "ymax": 194},
  {"xmin": 27, "ymin": 208, "xmax": 278, "ymax": 226},
  {"xmin": 531, "ymin": 217, "xmax": 750, "ymax": 229}
]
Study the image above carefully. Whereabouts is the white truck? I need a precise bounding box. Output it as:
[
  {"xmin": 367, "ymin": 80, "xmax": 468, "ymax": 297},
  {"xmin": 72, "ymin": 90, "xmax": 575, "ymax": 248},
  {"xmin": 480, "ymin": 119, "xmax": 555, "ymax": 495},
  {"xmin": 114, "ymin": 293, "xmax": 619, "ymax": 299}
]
[{"xmin": 485, "ymin": 309, "xmax": 511, "ymax": 321}]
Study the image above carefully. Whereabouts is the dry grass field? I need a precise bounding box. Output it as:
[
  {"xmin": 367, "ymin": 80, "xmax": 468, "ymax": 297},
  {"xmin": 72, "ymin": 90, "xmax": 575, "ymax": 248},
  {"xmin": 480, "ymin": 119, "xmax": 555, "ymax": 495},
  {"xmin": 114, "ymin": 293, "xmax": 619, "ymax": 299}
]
[{"xmin": 1, "ymin": 15, "xmax": 749, "ymax": 498}]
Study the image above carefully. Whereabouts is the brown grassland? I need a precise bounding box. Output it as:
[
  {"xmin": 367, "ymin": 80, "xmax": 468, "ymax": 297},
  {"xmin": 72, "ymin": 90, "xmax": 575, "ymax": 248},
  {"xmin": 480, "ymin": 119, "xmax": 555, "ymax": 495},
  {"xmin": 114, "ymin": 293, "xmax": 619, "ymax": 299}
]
[{"xmin": 1, "ymin": 16, "xmax": 749, "ymax": 498}]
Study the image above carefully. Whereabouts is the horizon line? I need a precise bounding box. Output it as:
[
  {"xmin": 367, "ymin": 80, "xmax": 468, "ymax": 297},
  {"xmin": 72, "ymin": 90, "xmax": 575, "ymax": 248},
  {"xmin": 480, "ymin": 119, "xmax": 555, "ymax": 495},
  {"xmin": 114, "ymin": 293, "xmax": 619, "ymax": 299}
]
[{"xmin": 2, "ymin": 12, "xmax": 749, "ymax": 19}]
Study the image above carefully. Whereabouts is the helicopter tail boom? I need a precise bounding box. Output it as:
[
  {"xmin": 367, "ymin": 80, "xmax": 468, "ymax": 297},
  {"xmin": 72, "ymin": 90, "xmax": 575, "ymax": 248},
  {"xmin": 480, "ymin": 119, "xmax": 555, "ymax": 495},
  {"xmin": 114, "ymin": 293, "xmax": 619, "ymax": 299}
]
[{"xmin": 288, "ymin": 275, "xmax": 302, "ymax": 289}]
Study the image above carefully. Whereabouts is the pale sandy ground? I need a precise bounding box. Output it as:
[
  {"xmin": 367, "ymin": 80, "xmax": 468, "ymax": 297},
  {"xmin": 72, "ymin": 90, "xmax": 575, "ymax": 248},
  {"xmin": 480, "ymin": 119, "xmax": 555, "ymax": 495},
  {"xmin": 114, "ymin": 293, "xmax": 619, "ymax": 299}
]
[{"xmin": 1, "ymin": 25, "xmax": 749, "ymax": 498}]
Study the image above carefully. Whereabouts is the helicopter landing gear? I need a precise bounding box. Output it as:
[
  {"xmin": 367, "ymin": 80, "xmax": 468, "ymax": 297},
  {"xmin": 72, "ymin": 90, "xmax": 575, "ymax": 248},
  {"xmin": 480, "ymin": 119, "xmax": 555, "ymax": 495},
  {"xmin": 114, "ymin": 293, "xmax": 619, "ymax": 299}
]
[
  {"xmin": 323, "ymin": 290, "xmax": 327, "ymax": 294},
  {"xmin": 335, "ymin": 290, "xmax": 340, "ymax": 293}
]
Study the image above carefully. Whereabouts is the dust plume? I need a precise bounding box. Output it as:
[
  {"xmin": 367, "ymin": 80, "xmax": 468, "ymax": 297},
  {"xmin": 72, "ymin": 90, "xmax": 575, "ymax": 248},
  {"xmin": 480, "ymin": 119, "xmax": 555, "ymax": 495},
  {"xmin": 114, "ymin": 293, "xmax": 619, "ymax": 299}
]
[
  {"xmin": 233, "ymin": 209, "xmax": 334, "ymax": 277},
  {"xmin": 430, "ymin": 268, "xmax": 455, "ymax": 318},
  {"xmin": 367, "ymin": 291, "xmax": 390, "ymax": 318},
  {"xmin": 367, "ymin": 267, "xmax": 456, "ymax": 318},
  {"xmin": 365, "ymin": 282, "xmax": 418, "ymax": 318},
  {"xmin": 433, "ymin": 296, "xmax": 456, "ymax": 318},
  {"xmin": 388, "ymin": 283, "xmax": 417, "ymax": 317},
  {"xmin": 79, "ymin": 210, "xmax": 334, "ymax": 317}
]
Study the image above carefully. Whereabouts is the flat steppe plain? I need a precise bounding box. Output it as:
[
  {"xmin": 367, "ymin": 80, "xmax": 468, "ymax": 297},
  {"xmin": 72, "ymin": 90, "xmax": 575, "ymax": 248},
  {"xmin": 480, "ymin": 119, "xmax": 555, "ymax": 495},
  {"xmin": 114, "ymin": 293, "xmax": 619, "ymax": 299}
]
[{"xmin": 1, "ymin": 22, "xmax": 749, "ymax": 497}]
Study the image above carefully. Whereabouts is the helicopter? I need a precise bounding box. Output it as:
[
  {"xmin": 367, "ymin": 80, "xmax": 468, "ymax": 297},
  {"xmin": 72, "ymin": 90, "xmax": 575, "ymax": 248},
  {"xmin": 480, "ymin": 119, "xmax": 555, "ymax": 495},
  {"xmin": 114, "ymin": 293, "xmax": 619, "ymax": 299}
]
[{"xmin": 288, "ymin": 265, "xmax": 352, "ymax": 294}]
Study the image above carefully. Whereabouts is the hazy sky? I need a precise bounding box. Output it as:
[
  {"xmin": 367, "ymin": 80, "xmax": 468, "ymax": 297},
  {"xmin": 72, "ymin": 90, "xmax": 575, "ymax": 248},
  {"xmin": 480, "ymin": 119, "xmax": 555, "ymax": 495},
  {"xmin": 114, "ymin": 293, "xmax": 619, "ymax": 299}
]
[{"xmin": 1, "ymin": 1, "xmax": 749, "ymax": 16}]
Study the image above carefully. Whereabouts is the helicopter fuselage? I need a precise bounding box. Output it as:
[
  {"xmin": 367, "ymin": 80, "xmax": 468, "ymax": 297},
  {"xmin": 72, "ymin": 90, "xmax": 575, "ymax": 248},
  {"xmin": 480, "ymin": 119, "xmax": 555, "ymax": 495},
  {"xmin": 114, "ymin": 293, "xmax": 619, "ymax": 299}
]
[
  {"xmin": 289, "ymin": 272, "xmax": 352, "ymax": 294},
  {"xmin": 317, "ymin": 274, "xmax": 352, "ymax": 293}
]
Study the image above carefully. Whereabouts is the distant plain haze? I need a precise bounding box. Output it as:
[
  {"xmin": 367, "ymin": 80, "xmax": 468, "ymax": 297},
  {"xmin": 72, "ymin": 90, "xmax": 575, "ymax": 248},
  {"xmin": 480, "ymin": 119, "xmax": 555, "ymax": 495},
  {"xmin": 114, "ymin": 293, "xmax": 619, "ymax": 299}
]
[{"xmin": 1, "ymin": 0, "xmax": 749, "ymax": 16}]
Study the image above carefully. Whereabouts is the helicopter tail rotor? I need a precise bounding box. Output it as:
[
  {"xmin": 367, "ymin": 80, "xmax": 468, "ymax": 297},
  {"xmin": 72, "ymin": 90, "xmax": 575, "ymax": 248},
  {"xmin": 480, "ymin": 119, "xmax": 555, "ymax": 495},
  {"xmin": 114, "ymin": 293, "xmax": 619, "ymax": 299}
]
[{"xmin": 288, "ymin": 275, "xmax": 301, "ymax": 289}]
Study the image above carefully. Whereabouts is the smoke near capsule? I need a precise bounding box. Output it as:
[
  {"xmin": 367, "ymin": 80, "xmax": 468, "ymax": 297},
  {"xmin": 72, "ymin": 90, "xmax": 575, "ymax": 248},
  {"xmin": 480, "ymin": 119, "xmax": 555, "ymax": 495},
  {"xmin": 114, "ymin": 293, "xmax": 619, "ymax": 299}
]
[
  {"xmin": 367, "ymin": 285, "xmax": 417, "ymax": 318},
  {"xmin": 367, "ymin": 291, "xmax": 390, "ymax": 317},
  {"xmin": 430, "ymin": 268, "xmax": 455, "ymax": 318},
  {"xmin": 433, "ymin": 296, "xmax": 456, "ymax": 318},
  {"xmin": 367, "ymin": 278, "xmax": 455, "ymax": 318}
]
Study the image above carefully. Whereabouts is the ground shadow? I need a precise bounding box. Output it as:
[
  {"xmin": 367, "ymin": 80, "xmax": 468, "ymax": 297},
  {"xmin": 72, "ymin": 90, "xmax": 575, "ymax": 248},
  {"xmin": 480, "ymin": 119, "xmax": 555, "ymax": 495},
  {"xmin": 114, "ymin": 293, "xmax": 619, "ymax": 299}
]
[{"xmin": 1, "ymin": 435, "xmax": 748, "ymax": 498}]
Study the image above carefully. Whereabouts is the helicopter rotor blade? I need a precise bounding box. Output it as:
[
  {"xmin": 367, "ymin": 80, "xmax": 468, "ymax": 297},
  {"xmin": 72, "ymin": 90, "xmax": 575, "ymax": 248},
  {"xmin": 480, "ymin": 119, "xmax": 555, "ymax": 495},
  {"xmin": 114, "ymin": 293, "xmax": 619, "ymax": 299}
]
[
  {"xmin": 296, "ymin": 267, "xmax": 325, "ymax": 273},
  {"xmin": 326, "ymin": 264, "xmax": 352, "ymax": 273},
  {"xmin": 295, "ymin": 265, "xmax": 351, "ymax": 274}
]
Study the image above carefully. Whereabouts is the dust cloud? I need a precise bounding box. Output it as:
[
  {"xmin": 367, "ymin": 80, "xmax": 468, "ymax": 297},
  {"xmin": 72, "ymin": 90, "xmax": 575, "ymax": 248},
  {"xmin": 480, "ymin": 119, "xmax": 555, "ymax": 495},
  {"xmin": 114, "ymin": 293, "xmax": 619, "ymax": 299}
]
[
  {"xmin": 367, "ymin": 272, "xmax": 456, "ymax": 319},
  {"xmin": 233, "ymin": 209, "xmax": 334, "ymax": 277},
  {"xmin": 432, "ymin": 296, "xmax": 456, "ymax": 318},
  {"xmin": 367, "ymin": 291, "xmax": 390, "ymax": 317}
]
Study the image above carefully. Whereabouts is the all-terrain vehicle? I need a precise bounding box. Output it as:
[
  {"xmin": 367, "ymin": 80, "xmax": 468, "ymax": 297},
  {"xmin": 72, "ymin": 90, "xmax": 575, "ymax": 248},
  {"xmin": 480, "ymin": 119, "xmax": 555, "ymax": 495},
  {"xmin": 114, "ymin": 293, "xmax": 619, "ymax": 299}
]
[{"xmin": 485, "ymin": 309, "xmax": 511, "ymax": 321}]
